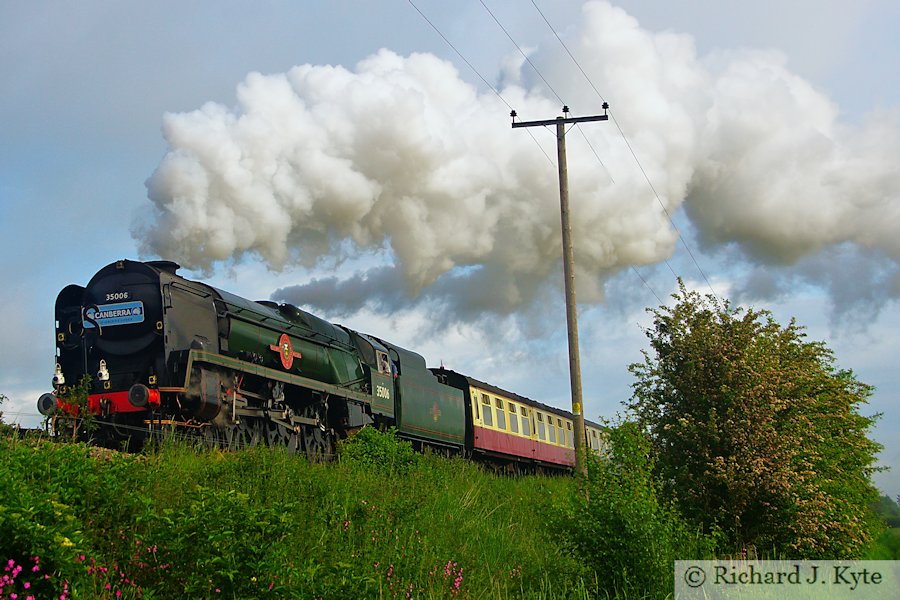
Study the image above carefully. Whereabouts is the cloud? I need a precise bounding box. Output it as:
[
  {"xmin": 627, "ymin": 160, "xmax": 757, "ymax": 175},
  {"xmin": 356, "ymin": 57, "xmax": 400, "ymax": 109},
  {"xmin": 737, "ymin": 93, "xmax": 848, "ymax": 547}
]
[
  {"xmin": 731, "ymin": 244, "xmax": 900, "ymax": 327},
  {"xmin": 271, "ymin": 261, "xmax": 560, "ymax": 328},
  {"xmin": 686, "ymin": 57, "xmax": 900, "ymax": 265},
  {"xmin": 136, "ymin": 1, "xmax": 900, "ymax": 323}
]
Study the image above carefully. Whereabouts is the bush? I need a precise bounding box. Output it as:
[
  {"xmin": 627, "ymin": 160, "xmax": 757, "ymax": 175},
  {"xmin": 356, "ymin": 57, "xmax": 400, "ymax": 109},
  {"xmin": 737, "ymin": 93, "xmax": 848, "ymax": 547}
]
[
  {"xmin": 0, "ymin": 437, "xmax": 142, "ymax": 598},
  {"xmin": 133, "ymin": 485, "xmax": 296, "ymax": 596},
  {"xmin": 338, "ymin": 426, "xmax": 419, "ymax": 474},
  {"xmin": 552, "ymin": 421, "xmax": 717, "ymax": 597}
]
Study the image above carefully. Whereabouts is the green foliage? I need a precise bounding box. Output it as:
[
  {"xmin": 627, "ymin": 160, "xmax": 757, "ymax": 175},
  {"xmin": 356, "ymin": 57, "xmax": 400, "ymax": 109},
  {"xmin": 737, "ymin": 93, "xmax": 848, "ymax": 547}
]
[
  {"xmin": 136, "ymin": 485, "xmax": 295, "ymax": 596},
  {"xmin": 863, "ymin": 527, "xmax": 900, "ymax": 559},
  {"xmin": 0, "ymin": 392, "xmax": 10, "ymax": 435},
  {"xmin": 628, "ymin": 281, "xmax": 883, "ymax": 558},
  {"xmin": 53, "ymin": 374, "xmax": 96, "ymax": 441},
  {"xmin": 337, "ymin": 425, "xmax": 419, "ymax": 474},
  {"xmin": 552, "ymin": 421, "xmax": 717, "ymax": 597},
  {"xmin": 0, "ymin": 435, "xmax": 604, "ymax": 598},
  {"xmin": 0, "ymin": 436, "xmax": 141, "ymax": 596}
]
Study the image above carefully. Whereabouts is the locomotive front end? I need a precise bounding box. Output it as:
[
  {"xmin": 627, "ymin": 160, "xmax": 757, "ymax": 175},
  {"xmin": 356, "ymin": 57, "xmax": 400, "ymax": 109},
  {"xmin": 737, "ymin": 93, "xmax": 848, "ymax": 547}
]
[{"xmin": 40, "ymin": 260, "xmax": 176, "ymax": 440}]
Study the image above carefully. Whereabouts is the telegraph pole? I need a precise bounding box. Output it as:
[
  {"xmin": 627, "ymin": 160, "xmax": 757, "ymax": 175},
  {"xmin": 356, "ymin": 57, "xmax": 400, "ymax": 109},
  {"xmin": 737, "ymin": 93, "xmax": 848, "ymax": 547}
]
[{"xmin": 511, "ymin": 104, "xmax": 608, "ymax": 477}]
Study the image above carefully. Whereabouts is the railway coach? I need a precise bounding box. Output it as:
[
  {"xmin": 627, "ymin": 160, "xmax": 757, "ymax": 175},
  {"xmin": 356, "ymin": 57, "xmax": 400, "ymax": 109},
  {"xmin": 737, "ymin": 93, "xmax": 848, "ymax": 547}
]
[{"xmin": 434, "ymin": 370, "xmax": 605, "ymax": 471}]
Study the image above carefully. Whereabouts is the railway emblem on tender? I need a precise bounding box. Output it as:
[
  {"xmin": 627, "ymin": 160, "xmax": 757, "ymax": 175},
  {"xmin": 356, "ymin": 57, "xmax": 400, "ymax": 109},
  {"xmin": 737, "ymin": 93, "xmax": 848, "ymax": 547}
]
[{"xmin": 270, "ymin": 333, "xmax": 301, "ymax": 370}]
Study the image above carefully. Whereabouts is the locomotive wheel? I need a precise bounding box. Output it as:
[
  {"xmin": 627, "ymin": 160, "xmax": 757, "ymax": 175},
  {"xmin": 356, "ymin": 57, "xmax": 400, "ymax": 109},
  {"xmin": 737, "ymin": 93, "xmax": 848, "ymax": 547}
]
[
  {"xmin": 266, "ymin": 421, "xmax": 301, "ymax": 454},
  {"xmin": 265, "ymin": 421, "xmax": 286, "ymax": 447},
  {"xmin": 223, "ymin": 423, "xmax": 244, "ymax": 450},
  {"xmin": 250, "ymin": 419, "xmax": 266, "ymax": 447},
  {"xmin": 240, "ymin": 418, "xmax": 264, "ymax": 448},
  {"xmin": 287, "ymin": 429, "xmax": 302, "ymax": 455},
  {"xmin": 302, "ymin": 425, "xmax": 333, "ymax": 462},
  {"xmin": 300, "ymin": 403, "xmax": 333, "ymax": 462},
  {"xmin": 221, "ymin": 420, "xmax": 259, "ymax": 450},
  {"xmin": 202, "ymin": 426, "xmax": 223, "ymax": 450}
]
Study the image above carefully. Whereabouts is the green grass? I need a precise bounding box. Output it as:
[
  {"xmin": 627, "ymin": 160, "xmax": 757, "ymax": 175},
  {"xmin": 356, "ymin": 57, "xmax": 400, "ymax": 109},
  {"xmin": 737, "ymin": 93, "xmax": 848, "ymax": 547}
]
[{"xmin": 0, "ymin": 429, "xmax": 691, "ymax": 599}]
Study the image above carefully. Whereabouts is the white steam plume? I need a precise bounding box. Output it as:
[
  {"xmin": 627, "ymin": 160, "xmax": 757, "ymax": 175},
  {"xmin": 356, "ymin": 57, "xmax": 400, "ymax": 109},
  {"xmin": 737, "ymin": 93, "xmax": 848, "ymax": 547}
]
[{"xmin": 136, "ymin": 1, "xmax": 900, "ymax": 318}]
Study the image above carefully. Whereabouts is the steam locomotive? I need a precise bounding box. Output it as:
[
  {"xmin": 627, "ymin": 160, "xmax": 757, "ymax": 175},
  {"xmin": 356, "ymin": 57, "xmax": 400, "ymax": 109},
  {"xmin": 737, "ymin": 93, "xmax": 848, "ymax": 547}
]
[{"xmin": 38, "ymin": 259, "xmax": 604, "ymax": 469}]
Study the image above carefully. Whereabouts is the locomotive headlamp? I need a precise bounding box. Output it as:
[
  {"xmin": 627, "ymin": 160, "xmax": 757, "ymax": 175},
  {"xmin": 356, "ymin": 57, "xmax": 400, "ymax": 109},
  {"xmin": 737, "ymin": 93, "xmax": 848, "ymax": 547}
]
[
  {"xmin": 53, "ymin": 363, "xmax": 65, "ymax": 386},
  {"xmin": 37, "ymin": 392, "xmax": 58, "ymax": 416},
  {"xmin": 128, "ymin": 384, "xmax": 160, "ymax": 409},
  {"xmin": 128, "ymin": 384, "xmax": 149, "ymax": 407},
  {"xmin": 97, "ymin": 359, "xmax": 110, "ymax": 382}
]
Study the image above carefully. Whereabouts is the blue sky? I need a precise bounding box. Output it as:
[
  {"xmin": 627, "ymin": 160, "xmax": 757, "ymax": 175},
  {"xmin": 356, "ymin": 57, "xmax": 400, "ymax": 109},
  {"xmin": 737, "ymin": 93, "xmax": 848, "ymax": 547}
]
[{"xmin": 1, "ymin": 1, "xmax": 898, "ymax": 497}]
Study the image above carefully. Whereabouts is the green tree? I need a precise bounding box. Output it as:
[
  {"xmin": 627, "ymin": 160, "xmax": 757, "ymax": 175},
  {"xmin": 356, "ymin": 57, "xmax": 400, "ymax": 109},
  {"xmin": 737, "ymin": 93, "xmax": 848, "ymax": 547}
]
[
  {"xmin": 0, "ymin": 392, "xmax": 7, "ymax": 432},
  {"xmin": 627, "ymin": 281, "xmax": 883, "ymax": 558},
  {"xmin": 871, "ymin": 495, "xmax": 900, "ymax": 528}
]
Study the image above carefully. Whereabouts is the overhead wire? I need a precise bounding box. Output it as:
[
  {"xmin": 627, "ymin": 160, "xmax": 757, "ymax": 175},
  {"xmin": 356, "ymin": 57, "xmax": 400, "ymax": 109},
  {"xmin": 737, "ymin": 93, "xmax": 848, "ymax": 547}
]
[
  {"xmin": 406, "ymin": 0, "xmax": 674, "ymax": 307},
  {"xmin": 476, "ymin": 0, "xmax": 666, "ymax": 305},
  {"xmin": 477, "ymin": 0, "xmax": 565, "ymax": 106},
  {"xmin": 477, "ymin": 0, "xmax": 614, "ymax": 182},
  {"xmin": 406, "ymin": 0, "xmax": 556, "ymax": 167},
  {"xmin": 529, "ymin": 0, "xmax": 722, "ymax": 304}
]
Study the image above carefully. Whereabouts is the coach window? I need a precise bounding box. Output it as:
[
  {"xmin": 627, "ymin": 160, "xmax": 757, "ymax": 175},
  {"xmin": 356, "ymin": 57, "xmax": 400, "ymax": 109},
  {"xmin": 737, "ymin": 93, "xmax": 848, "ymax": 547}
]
[
  {"xmin": 520, "ymin": 406, "xmax": 530, "ymax": 436},
  {"xmin": 481, "ymin": 394, "xmax": 493, "ymax": 427},
  {"xmin": 591, "ymin": 429, "xmax": 599, "ymax": 451},
  {"xmin": 556, "ymin": 418, "xmax": 564, "ymax": 446},
  {"xmin": 547, "ymin": 415, "xmax": 557, "ymax": 444},
  {"xmin": 495, "ymin": 398, "xmax": 506, "ymax": 430},
  {"xmin": 536, "ymin": 413, "xmax": 546, "ymax": 440},
  {"xmin": 508, "ymin": 402, "xmax": 519, "ymax": 434},
  {"xmin": 566, "ymin": 421, "xmax": 573, "ymax": 448}
]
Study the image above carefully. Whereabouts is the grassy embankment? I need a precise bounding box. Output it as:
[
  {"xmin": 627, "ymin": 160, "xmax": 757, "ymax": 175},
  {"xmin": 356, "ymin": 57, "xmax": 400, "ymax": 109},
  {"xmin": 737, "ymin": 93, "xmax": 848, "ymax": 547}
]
[{"xmin": 0, "ymin": 425, "xmax": 715, "ymax": 599}]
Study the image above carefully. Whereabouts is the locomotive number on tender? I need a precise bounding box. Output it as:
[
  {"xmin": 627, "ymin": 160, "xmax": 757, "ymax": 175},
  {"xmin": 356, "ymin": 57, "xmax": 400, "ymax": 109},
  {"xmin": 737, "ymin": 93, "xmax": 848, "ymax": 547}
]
[
  {"xmin": 375, "ymin": 384, "xmax": 391, "ymax": 400},
  {"xmin": 105, "ymin": 292, "xmax": 131, "ymax": 301}
]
